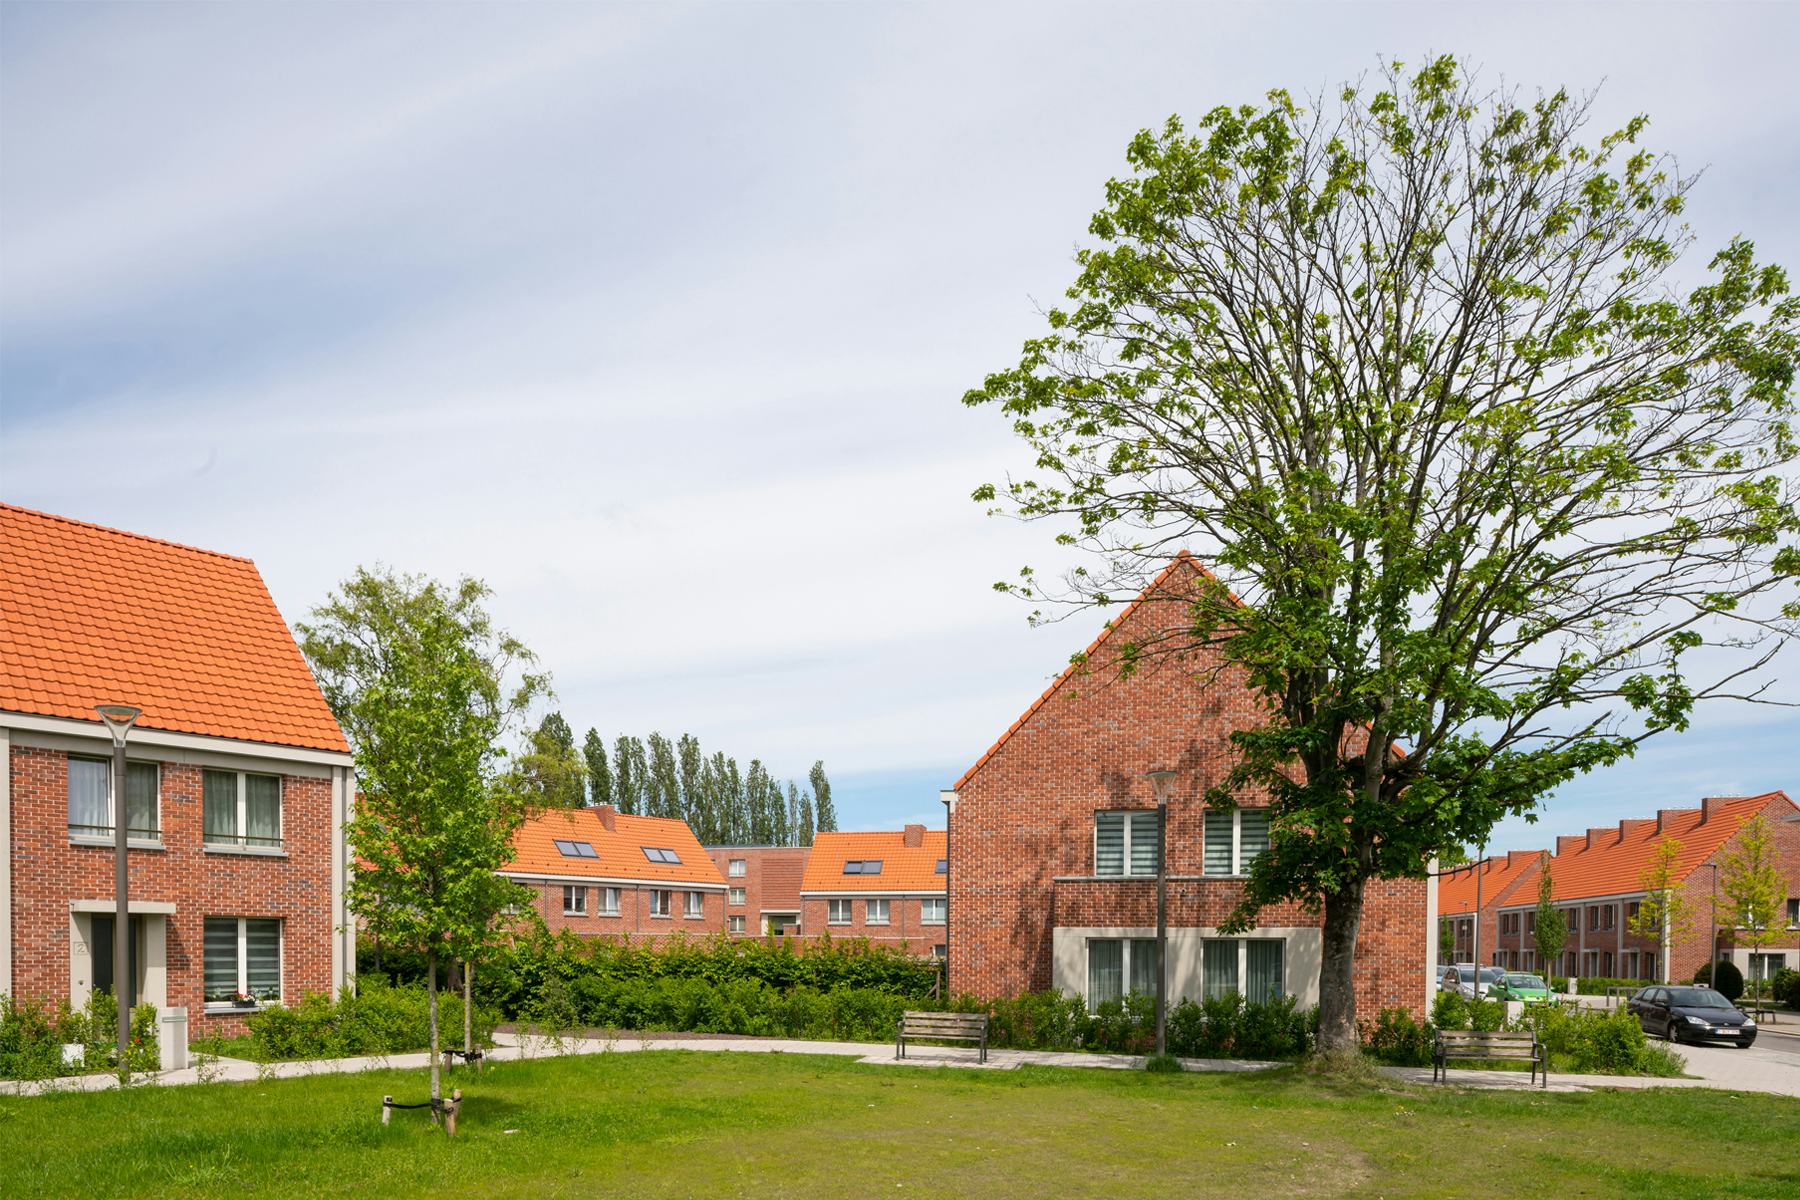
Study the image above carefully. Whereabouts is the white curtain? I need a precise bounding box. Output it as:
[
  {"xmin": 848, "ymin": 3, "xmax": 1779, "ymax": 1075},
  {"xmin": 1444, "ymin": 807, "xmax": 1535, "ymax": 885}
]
[
  {"xmin": 203, "ymin": 770, "xmax": 237, "ymax": 840},
  {"xmin": 68, "ymin": 758, "xmax": 109, "ymax": 831},
  {"xmin": 1247, "ymin": 939, "xmax": 1284, "ymax": 1003},
  {"xmin": 1088, "ymin": 939, "xmax": 1123, "ymax": 1010},
  {"xmin": 1204, "ymin": 938, "xmax": 1239, "ymax": 999},
  {"xmin": 246, "ymin": 774, "xmax": 281, "ymax": 846},
  {"xmin": 1129, "ymin": 938, "xmax": 1158, "ymax": 996}
]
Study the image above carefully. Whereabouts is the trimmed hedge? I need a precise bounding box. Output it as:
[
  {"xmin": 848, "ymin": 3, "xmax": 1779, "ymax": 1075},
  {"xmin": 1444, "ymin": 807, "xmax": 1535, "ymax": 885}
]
[
  {"xmin": 1378, "ymin": 995, "xmax": 1683, "ymax": 1076},
  {"xmin": 244, "ymin": 978, "xmax": 499, "ymax": 1060},
  {"xmin": 1694, "ymin": 960, "xmax": 1745, "ymax": 1001}
]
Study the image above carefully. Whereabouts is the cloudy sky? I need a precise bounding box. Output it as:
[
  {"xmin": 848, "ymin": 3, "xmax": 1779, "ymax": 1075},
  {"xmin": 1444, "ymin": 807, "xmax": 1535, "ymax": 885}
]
[{"xmin": 3, "ymin": 1, "xmax": 1796, "ymax": 847}]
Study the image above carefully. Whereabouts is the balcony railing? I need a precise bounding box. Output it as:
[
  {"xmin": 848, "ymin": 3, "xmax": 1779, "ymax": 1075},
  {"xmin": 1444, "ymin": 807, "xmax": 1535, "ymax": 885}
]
[
  {"xmin": 204, "ymin": 831, "xmax": 285, "ymax": 851},
  {"xmin": 69, "ymin": 823, "xmax": 161, "ymax": 841}
]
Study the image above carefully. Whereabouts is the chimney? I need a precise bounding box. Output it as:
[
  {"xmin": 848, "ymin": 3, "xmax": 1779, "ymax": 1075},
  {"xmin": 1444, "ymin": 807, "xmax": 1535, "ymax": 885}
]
[
  {"xmin": 596, "ymin": 804, "xmax": 617, "ymax": 832},
  {"xmin": 1584, "ymin": 827, "xmax": 1607, "ymax": 851},
  {"xmin": 903, "ymin": 823, "xmax": 925, "ymax": 848},
  {"xmin": 1700, "ymin": 796, "xmax": 1721, "ymax": 825},
  {"xmin": 1655, "ymin": 808, "xmax": 1681, "ymax": 835},
  {"xmin": 1556, "ymin": 835, "xmax": 1584, "ymax": 856}
]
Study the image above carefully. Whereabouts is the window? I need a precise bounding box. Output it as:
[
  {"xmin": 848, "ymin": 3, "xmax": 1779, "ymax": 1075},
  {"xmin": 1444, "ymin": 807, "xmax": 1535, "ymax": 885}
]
[
  {"xmin": 642, "ymin": 847, "xmax": 681, "ymax": 864},
  {"xmin": 203, "ymin": 769, "xmax": 282, "ymax": 850},
  {"xmin": 563, "ymin": 886, "xmax": 586, "ymax": 915},
  {"xmin": 921, "ymin": 897, "xmax": 946, "ymax": 925},
  {"xmin": 1200, "ymin": 938, "xmax": 1286, "ymax": 1002},
  {"xmin": 728, "ymin": 915, "xmax": 747, "ymax": 933},
  {"xmin": 827, "ymin": 898, "xmax": 852, "ymax": 925},
  {"xmin": 1788, "ymin": 898, "xmax": 1799, "ymax": 928},
  {"xmin": 1565, "ymin": 909, "xmax": 1579, "ymax": 932},
  {"xmin": 1588, "ymin": 906, "xmax": 1601, "ymax": 931},
  {"xmin": 1247, "ymin": 940, "xmax": 1285, "ymax": 1003},
  {"xmin": 598, "ymin": 887, "xmax": 620, "ymax": 916},
  {"xmin": 843, "ymin": 860, "xmax": 884, "ymax": 875},
  {"xmin": 1202, "ymin": 808, "xmax": 1269, "ymax": 876},
  {"xmin": 650, "ymin": 889, "xmax": 671, "ymax": 917},
  {"xmin": 204, "ymin": 917, "xmax": 281, "ymax": 1004},
  {"xmin": 866, "ymin": 899, "xmax": 890, "ymax": 925},
  {"xmin": 728, "ymin": 859, "xmax": 747, "ymax": 877},
  {"xmin": 1203, "ymin": 938, "xmax": 1239, "ymax": 999},
  {"xmin": 67, "ymin": 758, "xmax": 160, "ymax": 840},
  {"xmin": 554, "ymin": 839, "xmax": 598, "ymax": 858},
  {"xmin": 935, "ymin": 859, "xmax": 947, "ymax": 875},
  {"xmin": 932, "ymin": 944, "xmax": 947, "ymax": 961},
  {"xmin": 1602, "ymin": 905, "xmax": 1616, "ymax": 930},
  {"xmin": 729, "ymin": 887, "xmax": 747, "ymax": 906},
  {"xmin": 685, "ymin": 891, "xmax": 704, "ymax": 919},
  {"xmin": 1627, "ymin": 900, "xmax": 1641, "ymax": 923},
  {"xmin": 1094, "ymin": 811, "xmax": 1159, "ymax": 877},
  {"xmin": 1085, "ymin": 938, "xmax": 1157, "ymax": 1010},
  {"xmin": 1749, "ymin": 952, "xmax": 1788, "ymax": 982}
]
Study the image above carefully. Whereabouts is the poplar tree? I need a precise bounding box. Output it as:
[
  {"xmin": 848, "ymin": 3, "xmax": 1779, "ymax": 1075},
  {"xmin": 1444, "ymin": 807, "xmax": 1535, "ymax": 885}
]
[
  {"xmin": 810, "ymin": 761, "xmax": 837, "ymax": 833},
  {"xmin": 1533, "ymin": 864, "xmax": 1567, "ymax": 985},
  {"xmin": 583, "ymin": 728, "xmax": 613, "ymax": 806}
]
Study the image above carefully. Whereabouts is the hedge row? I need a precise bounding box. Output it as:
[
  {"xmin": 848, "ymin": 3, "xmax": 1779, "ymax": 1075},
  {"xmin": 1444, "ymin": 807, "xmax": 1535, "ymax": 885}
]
[
  {"xmin": 1366, "ymin": 992, "xmax": 1683, "ymax": 1076},
  {"xmin": 241, "ymin": 977, "xmax": 500, "ymax": 1061}
]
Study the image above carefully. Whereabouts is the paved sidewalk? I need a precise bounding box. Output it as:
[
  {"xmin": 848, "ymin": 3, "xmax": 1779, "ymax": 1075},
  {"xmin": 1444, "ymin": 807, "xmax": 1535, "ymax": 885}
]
[{"xmin": 0, "ymin": 1030, "xmax": 1280, "ymax": 1096}]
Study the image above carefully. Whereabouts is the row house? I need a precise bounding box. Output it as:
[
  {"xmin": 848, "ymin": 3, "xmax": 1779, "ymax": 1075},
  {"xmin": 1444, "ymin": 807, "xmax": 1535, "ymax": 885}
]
[
  {"xmin": 0, "ymin": 505, "xmax": 356, "ymax": 1032},
  {"xmin": 703, "ymin": 845, "xmax": 806, "ymax": 936},
  {"xmin": 1438, "ymin": 850, "xmax": 1548, "ymax": 967},
  {"xmin": 1440, "ymin": 791, "xmax": 1800, "ymax": 984},
  {"xmin": 504, "ymin": 804, "xmax": 727, "ymax": 938},
  {"xmin": 944, "ymin": 554, "xmax": 1431, "ymax": 1016},
  {"xmin": 800, "ymin": 826, "xmax": 947, "ymax": 959}
]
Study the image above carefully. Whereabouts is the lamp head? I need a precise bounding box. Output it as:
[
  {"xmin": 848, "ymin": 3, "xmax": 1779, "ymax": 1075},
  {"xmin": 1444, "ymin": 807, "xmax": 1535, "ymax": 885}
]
[
  {"xmin": 1145, "ymin": 769, "xmax": 1179, "ymax": 805},
  {"xmin": 94, "ymin": 704, "xmax": 141, "ymax": 746}
]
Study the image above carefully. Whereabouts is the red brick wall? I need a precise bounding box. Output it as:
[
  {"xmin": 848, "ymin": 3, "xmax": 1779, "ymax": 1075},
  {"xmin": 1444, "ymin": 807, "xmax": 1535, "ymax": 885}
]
[
  {"xmin": 704, "ymin": 846, "xmax": 807, "ymax": 936},
  {"xmin": 511, "ymin": 876, "xmax": 725, "ymax": 942},
  {"xmin": 1691, "ymin": 799, "xmax": 1800, "ymax": 981},
  {"xmin": 948, "ymin": 569, "xmax": 1429, "ymax": 1018},
  {"xmin": 8, "ymin": 743, "xmax": 335, "ymax": 1031},
  {"xmin": 801, "ymin": 894, "xmax": 945, "ymax": 957}
]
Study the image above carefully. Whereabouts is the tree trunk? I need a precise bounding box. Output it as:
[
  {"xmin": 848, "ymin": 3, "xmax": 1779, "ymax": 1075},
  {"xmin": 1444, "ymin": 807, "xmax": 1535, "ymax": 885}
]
[
  {"xmin": 426, "ymin": 947, "xmax": 441, "ymax": 1104},
  {"xmin": 463, "ymin": 960, "xmax": 473, "ymax": 1056},
  {"xmin": 1318, "ymin": 876, "xmax": 1366, "ymax": 1054}
]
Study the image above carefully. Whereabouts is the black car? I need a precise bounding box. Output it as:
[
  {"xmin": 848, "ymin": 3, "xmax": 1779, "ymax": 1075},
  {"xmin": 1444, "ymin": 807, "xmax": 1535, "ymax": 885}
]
[{"xmin": 1627, "ymin": 985, "xmax": 1758, "ymax": 1047}]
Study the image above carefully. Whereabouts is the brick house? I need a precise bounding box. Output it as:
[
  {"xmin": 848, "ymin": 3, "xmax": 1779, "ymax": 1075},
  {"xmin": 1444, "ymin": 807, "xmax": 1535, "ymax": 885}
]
[
  {"xmin": 944, "ymin": 554, "xmax": 1432, "ymax": 1017},
  {"xmin": 0, "ymin": 505, "xmax": 356, "ymax": 1032},
  {"xmin": 703, "ymin": 845, "xmax": 807, "ymax": 937},
  {"xmin": 503, "ymin": 804, "xmax": 726, "ymax": 939},
  {"xmin": 1441, "ymin": 791, "xmax": 1800, "ymax": 985},
  {"xmin": 800, "ymin": 827, "xmax": 947, "ymax": 958},
  {"xmin": 1438, "ymin": 850, "xmax": 1548, "ymax": 966}
]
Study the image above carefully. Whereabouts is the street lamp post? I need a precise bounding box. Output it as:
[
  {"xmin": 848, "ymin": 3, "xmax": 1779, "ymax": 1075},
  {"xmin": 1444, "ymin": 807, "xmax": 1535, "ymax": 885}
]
[
  {"xmin": 1146, "ymin": 770, "xmax": 1180, "ymax": 1058},
  {"xmin": 96, "ymin": 704, "xmax": 141, "ymax": 1068}
]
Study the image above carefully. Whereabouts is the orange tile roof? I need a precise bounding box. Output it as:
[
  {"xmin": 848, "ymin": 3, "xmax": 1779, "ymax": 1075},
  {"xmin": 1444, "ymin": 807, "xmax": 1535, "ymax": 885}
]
[
  {"xmin": 1439, "ymin": 850, "xmax": 1547, "ymax": 916},
  {"xmin": 506, "ymin": 806, "xmax": 726, "ymax": 886},
  {"xmin": 802, "ymin": 829, "xmax": 948, "ymax": 893},
  {"xmin": 1542, "ymin": 792, "xmax": 1795, "ymax": 902},
  {"xmin": 0, "ymin": 504, "xmax": 348, "ymax": 753}
]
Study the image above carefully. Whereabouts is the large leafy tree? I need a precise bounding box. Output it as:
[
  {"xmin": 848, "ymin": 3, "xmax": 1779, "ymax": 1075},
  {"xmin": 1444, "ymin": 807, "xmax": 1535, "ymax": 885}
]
[
  {"xmin": 966, "ymin": 58, "xmax": 1798, "ymax": 1051},
  {"xmin": 582, "ymin": 727, "xmax": 613, "ymax": 807},
  {"xmin": 521, "ymin": 711, "xmax": 586, "ymax": 808},
  {"xmin": 299, "ymin": 569, "xmax": 546, "ymax": 1106}
]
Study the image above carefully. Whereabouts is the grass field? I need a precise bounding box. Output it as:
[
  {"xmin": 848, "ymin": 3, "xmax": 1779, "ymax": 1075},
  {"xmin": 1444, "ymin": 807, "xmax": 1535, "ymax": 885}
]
[{"xmin": 2, "ymin": 1051, "xmax": 1796, "ymax": 1199}]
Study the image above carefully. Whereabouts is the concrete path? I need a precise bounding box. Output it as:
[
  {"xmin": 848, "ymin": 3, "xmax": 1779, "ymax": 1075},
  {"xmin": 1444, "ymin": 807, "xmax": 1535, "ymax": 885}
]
[{"xmin": 6, "ymin": 1026, "xmax": 1796, "ymax": 1098}]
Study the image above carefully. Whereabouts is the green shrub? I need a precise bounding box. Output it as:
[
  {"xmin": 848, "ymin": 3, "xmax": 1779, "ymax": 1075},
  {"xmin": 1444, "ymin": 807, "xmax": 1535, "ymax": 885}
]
[
  {"xmin": 1695, "ymin": 960, "xmax": 1744, "ymax": 1001},
  {"xmin": 1522, "ymin": 1003, "xmax": 1676, "ymax": 1076},
  {"xmin": 1364, "ymin": 1007, "xmax": 1434, "ymax": 1066},
  {"xmin": 246, "ymin": 978, "xmax": 498, "ymax": 1060},
  {"xmin": 1, "ymin": 991, "xmax": 157, "ymax": 1080},
  {"xmin": 1430, "ymin": 989, "xmax": 1468, "ymax": 1030},
  {"xmin": 1771, "ymin": 967, "xmax": 1799, "ymax": 1009}
]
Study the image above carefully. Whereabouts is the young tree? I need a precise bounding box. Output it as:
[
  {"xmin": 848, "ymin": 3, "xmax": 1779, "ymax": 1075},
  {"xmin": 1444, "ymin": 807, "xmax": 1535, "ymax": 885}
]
[
  {"xmin": 810, "ymin": 761, "xmax": 837, "ymax": 833},
  {"xmin": 966, "ymin": 58, "xmax": 1799, "ymax": 1052},
  {"xmin": 298, "ymin": 569, "xmax": 544, "ymax": 1109},
  {"xmin": 1534, "ymin": 863, "xmax": 1567, "ymax": 984},
  {"xmin": 677, "ymin": 734, "xmax": 705, "ymax": 833},
  {"xmin": 1627, "ymin": 839, "xmax": 1693, "ymax": 982},
  {"xmin": 583, "ymin": 728, "xmax": 613, "ymax": 807},
  {"xmin": 1719, "ymin": 815, "xmax": 1788, "ymax": 1005},
  {"xmin": 1438, "ymin": 918, "xmax": 1454, "ymax": 964}
]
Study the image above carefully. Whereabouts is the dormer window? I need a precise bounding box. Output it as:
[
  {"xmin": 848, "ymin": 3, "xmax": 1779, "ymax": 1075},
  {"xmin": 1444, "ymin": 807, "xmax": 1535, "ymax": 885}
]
[{"xmin": 554, "ymin": 839, "xmax": 598, "ymax": 859}]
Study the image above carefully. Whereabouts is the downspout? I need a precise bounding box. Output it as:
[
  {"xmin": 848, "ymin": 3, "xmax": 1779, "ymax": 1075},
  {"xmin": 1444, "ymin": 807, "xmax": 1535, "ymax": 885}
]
[{"xmin": 940, "ymin": 790, "xmax": 957, "ymax": 991}]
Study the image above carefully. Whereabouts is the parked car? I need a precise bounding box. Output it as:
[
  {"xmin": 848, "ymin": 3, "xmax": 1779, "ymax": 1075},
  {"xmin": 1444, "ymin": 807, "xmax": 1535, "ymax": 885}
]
[
  {"xmin": 1436, "ymin": 965, "xmax": 1460, "ymax": 992},
  {"xmin": 1490, "ymin": 973, "xmax": 1553, "ymax": 1003},
  {"xmin": 1452, "ymin": 965, "xmax": 1506, "ymax": 1000},
  {"xmin": 1628, "ymin": 985, "xmax": 1757, "ymax": 1047}
]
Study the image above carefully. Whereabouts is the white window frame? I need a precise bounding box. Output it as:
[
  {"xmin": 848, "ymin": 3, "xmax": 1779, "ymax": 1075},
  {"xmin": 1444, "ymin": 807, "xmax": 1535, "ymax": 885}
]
[
  {"xmin": 1202, "ymin": 808, "xmax": 1272, "ymax": 877},
  {"xmin": 827, "ymin": 898, "xmax": 852, "ymax": 925},
  {"xmin": 1093, "ymin": 810, "xmax": 1159, "ymax": 877},
  {"xmin": 728, "ymin": 915, "xmax": 747, "ymax": 933},
  {"xmin": 598, "ymin": 886, "xmax": 620, "ymax": 916},
  {"xmin": 728, "ymin": 859, "xmax": 747, "ymax": 877},
  {"xmin": 729, "ymin": 887, "xmax": 747, "ymax": 906},
  {"xmin": 563, "ymin": 885, "xmax": 586, "ymax": 916},
  {"xmin": 685, "ymin": 891, "xmax": 704, "ymax": 919},
  {"xmin": 202, "ymin": 768, "xmax": 285, "ymax": 852},
  {"xmin": 921, "ymin": 897, "xmax": 946, "ymax": 926},
  {"xmin": 203, "ymin": 916, "xmax": 283, "ymax": 1010},
  {"xmin": 650, "ymin": 889, "xmax": 671, "ymax": 918},
  {"xmin": 67, "ymin": 756, "xmax": 162, "ymax": 843},
  {"xmin": 865, "ymin": 898, "xmax": 890, "ymax": 926}
]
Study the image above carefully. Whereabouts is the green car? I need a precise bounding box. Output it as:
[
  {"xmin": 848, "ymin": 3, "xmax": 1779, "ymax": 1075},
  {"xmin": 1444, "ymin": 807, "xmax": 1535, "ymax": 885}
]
[{"xmin": 1488, "ymin": 972, "xmax": 1553, "ymax": 1003}]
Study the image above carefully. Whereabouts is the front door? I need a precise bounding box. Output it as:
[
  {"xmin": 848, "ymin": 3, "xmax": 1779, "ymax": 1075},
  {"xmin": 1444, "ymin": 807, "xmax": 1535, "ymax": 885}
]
[{"xmin": 88, "ymin": 914, "xmax": 146, "ymax": 1008}]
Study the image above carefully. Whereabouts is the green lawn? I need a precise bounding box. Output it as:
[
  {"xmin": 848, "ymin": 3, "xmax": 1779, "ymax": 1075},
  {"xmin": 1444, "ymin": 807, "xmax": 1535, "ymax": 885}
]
[{"xmin": 2, "ymin": 1051, "xmax": 1796, "ymax": 1199}]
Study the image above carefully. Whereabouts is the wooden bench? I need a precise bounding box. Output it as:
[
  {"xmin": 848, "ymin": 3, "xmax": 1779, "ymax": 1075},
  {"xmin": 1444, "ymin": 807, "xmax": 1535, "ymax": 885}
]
[
  {"xmin": 1433, "ymin": 1028, "xmax": 1547, "ymax": 1087},
  {"xmin": 896, "ymin": 1011, "xmax": 989, "ymax": 1064}
]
